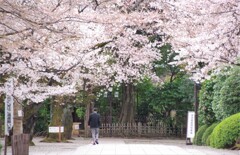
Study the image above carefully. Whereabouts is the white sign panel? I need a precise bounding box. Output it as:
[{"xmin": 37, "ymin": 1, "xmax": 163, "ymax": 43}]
[
  {"xmin": 187, "ymin": 111, "xmax": 195, "ymax": 138},
  {"xmin": 49, "ymin": 126, "xmax": 64, "ymax": 133},
  {"xmin": 74, "ymin": 125, "xmax": 79, "ymax": 130},
  {"xmin": 18, "ymin": 110, "xmax": 23, "ymax": 117},
  {"xmin": 4, "ymin": 79, "xmax": 14, "ymax": 136}
]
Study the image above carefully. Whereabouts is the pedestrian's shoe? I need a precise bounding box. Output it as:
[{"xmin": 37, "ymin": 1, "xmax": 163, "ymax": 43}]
[
  {"xmin": 92, "ymin": 142, "xmax": 96, "ymax": 145},
  {"xmin": 95, "ymin": 140, "xmax": 99, "ymax": 144}
]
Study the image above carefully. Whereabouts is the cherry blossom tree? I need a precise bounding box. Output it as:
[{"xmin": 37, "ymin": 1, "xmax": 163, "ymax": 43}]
[
  {"xmin": 159, "ymin": 0, "xmax": 240, "ymax": 81},
  {"xmin": 0, "ymin": 0, "xmax": 166, "ymax": 140},
  {"xmin": 1, "ymin": 0, "xmax": 238, "ymax": 101},
  {"xmin": 1, "ymin": 0, "xmax": 238, "ymax": 140},
  {"xmin": 0, "ymin": 1, "xmax": 168, "ymax": 133},
  {"xmin": 0, "ymin": 0, "xmax": 238, "ymax": 122},
  {"xmin": 0, "ymin": 0, "xmax": 166, "ymax": 104},
  {"xmin": 0, "ymin": 0, "xmax": 105, "ymax": 102}
]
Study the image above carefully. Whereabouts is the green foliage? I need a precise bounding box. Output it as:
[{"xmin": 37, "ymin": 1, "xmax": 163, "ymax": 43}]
[
  {"xmin": 133, "ymin": 43, "xmax": 194, "ymax": 125},
  {"xmin": 212, "ymin": 67, "xmax": 240, "ymax": 121},
  {"xmin": 218, "ymin": 67, "xmax": 240, "ymax": 119},
  {"xmin": 211, "ymin": 72, "xmax": 228, "ymax": 121},
  {"xmin": 193, "ymin": 124, "xmax": 209, "ymax": 145},
  {"xmin": 76, "ymin": 90, "xmax": 96, "ymax": 105},
  {"xmin": 206, "ymin": 134, "xmax": 212, "ymax": 146},
  {"xmin": 76, "ymin": 107, "xmax": 85, "ymax": 119},
  {"xmin": 198, "ymin": 79, "xmax": 216, "ymax": 126},
  {"xmin": 34, "ymin": 98, "xmax": 51, "ymax": 134},
  {"xmin": 95, "ymin": 85, "xmax": 122, "ymax": 123},
  {"xmin": 202, "ymin": 122, "xmax": 219, "ymax": 145},
  {"xmin": 136, "ymin": 78, "xmax": 154, "ymax": 122},
  {"xmin": 210, "ymin": 113, "xmax": 240, "ymax": 148},
  {"xmin": 143, "ymin": 76, "xmax": 194, "ymax": 124},
  {"xmin": 153, "ymin": 44, "xmax": 180, "ymax": 78}
]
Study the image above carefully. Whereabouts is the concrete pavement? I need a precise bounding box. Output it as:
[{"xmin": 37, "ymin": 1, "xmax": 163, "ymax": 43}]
[{"xmin": 1, "ymin": 137, "xmax": 239, "ymax": 155}]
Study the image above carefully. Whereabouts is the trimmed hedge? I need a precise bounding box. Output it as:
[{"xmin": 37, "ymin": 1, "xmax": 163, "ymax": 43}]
[
  {"xmin": 206, "ymin": 134, "xmax": 212, "ymax": 146},
  {"xmin": 193, "ymin": 124, "xmax": 208, "ymax": 145},
  {"xmin": 202, "ymin": 122, "xmax": 219, "ymax": 145},
  {"xmin": 210, "ymin": 113, "xmax": 240, "ymax": 148}
]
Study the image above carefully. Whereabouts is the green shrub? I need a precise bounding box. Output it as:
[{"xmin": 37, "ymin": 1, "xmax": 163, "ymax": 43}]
[
  {"xmin": 218, "ymin": 68, "xmax": 240, "ymax": 119},
  {"xmin": 210, "ymin": 113, "xmax": 240, "ymax": 148},
  {"xmin": 193, "ymin": 124, "xmax": 209, "ymax": 145},
  {"xmin": 212, "ymin": 67, "xmax": 240, "ymax": 121},
  {"xmin": 202, "ymin": 122, "xmax": 219, "ymax": 145},
  {"xmin": 198, "ymin": 79, "xmax": 216, "ymax": 126},
  {"xmin": 206, "ymin": 134, "xmax": 211, "ymax": 146},
  {"xmin": 211, "ymin": 71, "xmax": 228, "ymax": 121}
]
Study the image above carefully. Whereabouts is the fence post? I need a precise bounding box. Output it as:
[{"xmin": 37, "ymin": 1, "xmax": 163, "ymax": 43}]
[{"xmin": 137, "ymin": 122, "xmax": 142, "ymax": 136}]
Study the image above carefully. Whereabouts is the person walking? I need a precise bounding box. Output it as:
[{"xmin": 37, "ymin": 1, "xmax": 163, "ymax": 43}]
[{"xmin": 88, "ymin": 108, "xmax": 101, "ymax": 145}]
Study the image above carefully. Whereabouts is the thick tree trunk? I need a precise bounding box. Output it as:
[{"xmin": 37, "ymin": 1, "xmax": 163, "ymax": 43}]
[
  {"xmin": 119, "ymin": 83, "xmax": 135, "ymax": 123},
  {"xmin": 62, "ymin": 107, "xmax": 73, "ymax": 139},
  {"xmin": 23, "ymin": 101, "xmax": 43, "ymax": 145},
  {"xmin": 47, "ymin": 96, "xmax": 65, "ymax": 141},
  {"xmin": 13, "ymin": 99, "xmax": 23, "ymax": 135},
  {"xmin": 42, "ymin": 96, "xmax": 73, "ymax": 142}
]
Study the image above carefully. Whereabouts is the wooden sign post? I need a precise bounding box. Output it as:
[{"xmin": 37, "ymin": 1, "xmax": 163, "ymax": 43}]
[{"xmin": 49, "ymin": 126, "xmax": 64, "ymax": 142}]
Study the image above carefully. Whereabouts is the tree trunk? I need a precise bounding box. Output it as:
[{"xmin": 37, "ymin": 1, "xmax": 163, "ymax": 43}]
[
  {"xmin": 119, "ymin": 83, "xmax": 135, "ymax": 123},
  {"xmin": 82, "ymin": 80, "xmax": 95, "ymax": 137},
  {"xmin": 47, "ymin": 96, "xmax": 65, "ymax": 141},
  {"xmin": 84, "ymin": 98, "xmax": 94, "ymax": 137},
  {"xmin": 13, "ymin": 98, "xmax": 23, "ymax": 135},
  {"xmin": 23, "ymin": 101, "xmax": 43, "ymax": 145},
  {"xmin": 84, "ymin": 103, "xmax": 91, "ymax": 137},
  {"xmin": 62, "ymin": 107, "xmax": 73, "ymax": 139}
]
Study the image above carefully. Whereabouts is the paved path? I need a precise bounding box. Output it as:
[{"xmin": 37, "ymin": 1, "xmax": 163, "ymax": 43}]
[{"xmin": 1, "ymin": 137, "xmax": 239, "ymax": 155}]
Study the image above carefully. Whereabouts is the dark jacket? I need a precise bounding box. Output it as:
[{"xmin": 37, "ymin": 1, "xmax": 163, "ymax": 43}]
[{"xmin": 88, "ymin": 112, "xmax": 101, "ymax": 128}]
